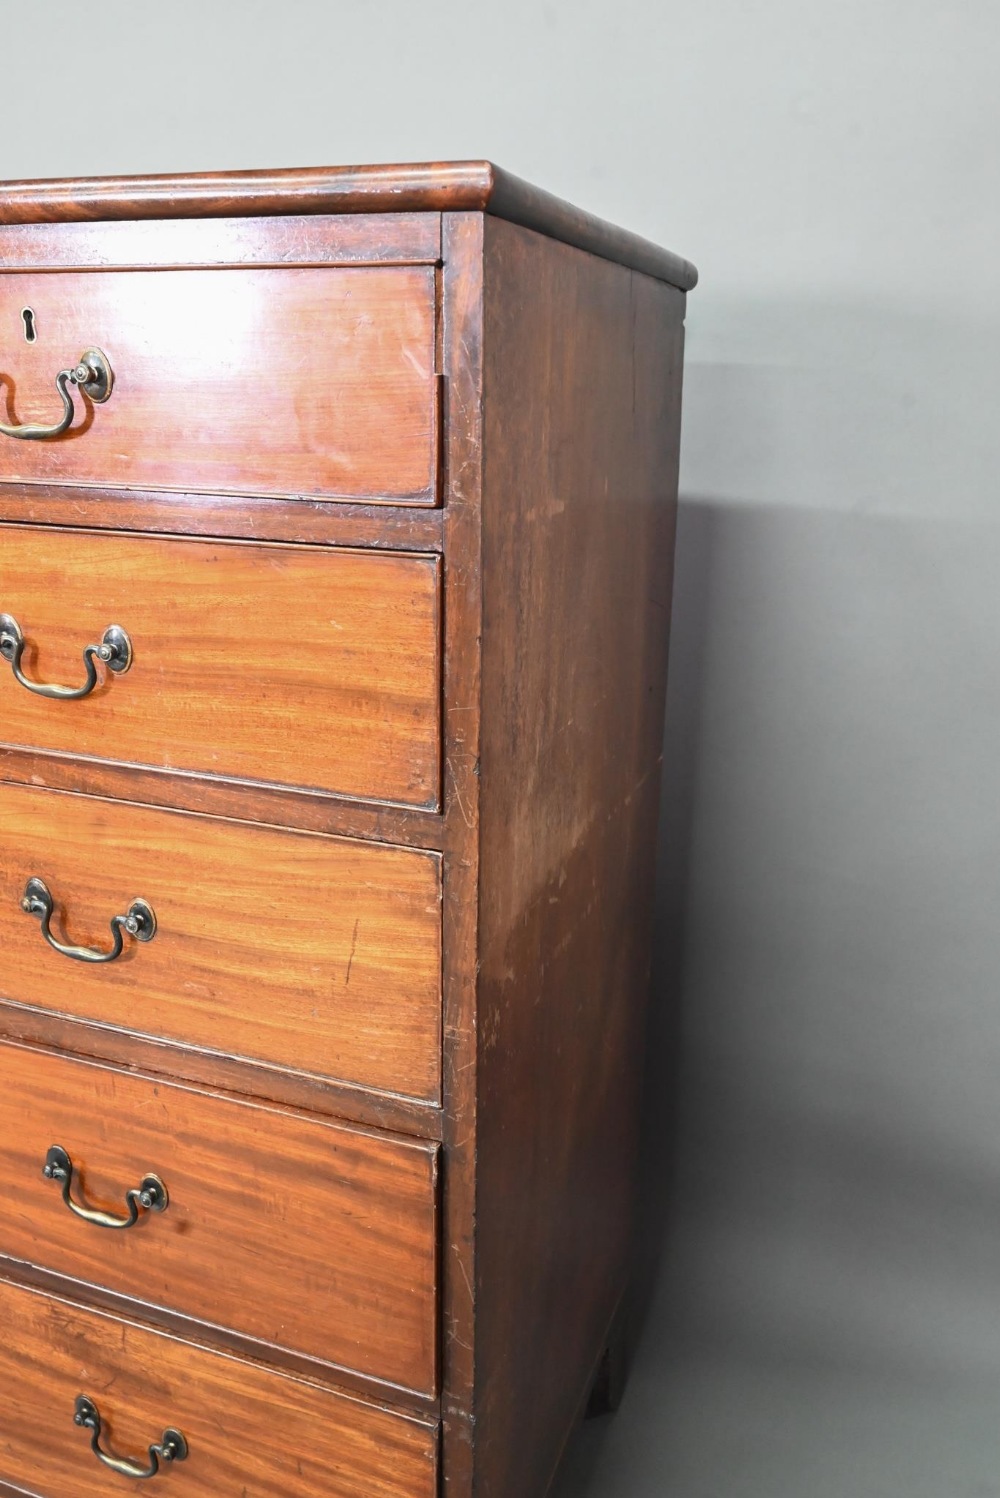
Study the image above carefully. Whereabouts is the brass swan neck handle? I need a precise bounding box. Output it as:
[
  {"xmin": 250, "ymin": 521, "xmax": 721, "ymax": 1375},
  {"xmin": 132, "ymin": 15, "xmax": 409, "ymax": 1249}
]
[
  {"xmin": 0, "ymin": 347, "xmax": 113, "ymax": 440},
  {"xmin": 44, "ymin": 1145, "xmax": 169, "ymax": 1231},
  {"xmin": 74, "ymin": 1395, "xmax": 188, "ymax": 1481},
  {"xmin": 21, "ymin": 877, "xmax": 156, "ymax": 964},
  {"xmin": 0, "ymin": 615, "xmax": 132, "ymax": 700}
]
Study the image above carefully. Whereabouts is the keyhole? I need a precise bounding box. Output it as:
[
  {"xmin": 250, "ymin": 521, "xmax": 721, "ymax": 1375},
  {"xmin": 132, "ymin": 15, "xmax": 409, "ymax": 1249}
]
[{"xmin": 21, "ymin": 308, "xmax": 36, "ymax": 343}]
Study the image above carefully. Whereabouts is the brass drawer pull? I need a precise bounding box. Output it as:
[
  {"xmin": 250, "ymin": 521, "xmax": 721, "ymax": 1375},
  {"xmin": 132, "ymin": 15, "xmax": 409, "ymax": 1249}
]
[
  {"xmin": 0, "ymin": 347, "xmax": 113, "ymax": 440},
  {"xmin": 44, "ymin": 1144, "xmax": 168, "ymax": 1229},
  {"xmin": 0, "ymin": 613, "xmax": 132, "ymax": 700},
  {"xmin": 74, "ymin": 1395, "xmax": 188, "ymax": 1481},
  {"xmin": 21, "ymin": 876, "xmax": 156, "ymax": 963}
]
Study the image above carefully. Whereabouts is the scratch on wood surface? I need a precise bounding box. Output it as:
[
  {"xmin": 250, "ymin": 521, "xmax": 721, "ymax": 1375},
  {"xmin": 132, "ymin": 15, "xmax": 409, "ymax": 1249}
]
[
  {"xmin": 452, "ymin": 1244, "xmax": 474, "ymax": 1305},
  {"xmin": 445, "ymin": 1312, "xmax": 473, "ymax": 1352},
  {"xmin": 345, "ymin": 918, "xmax": 360, "ymax": 986},
  {"xmin": 447, "ymin": 757, "xmax": 474, "ymax": 828}
]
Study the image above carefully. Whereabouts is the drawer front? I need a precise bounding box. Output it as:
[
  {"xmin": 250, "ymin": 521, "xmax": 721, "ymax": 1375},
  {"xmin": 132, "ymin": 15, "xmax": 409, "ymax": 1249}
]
[
  {"xmin": 0, "ymin": 1279, "xmax": 438, "ymax": 1498},
  {"xmin": 0, "ymin": 526, "xmax": 441, "ymax": 808},
  {"xmin": 0, "ymin": 267, "xmax": 439, "ymax": 503},
  {"xmin": 0, "ymin": 1045, "xmax": 439, "ymax": 1394},
  {"xmin": 0, "ymin": 784, "xmax": 442, "ymax": 1101}
]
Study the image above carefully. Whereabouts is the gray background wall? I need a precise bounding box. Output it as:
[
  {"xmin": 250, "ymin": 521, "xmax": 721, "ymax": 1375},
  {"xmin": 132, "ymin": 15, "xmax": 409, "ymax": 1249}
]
[{"xmin": 6, "ymin": 3, "xmax": 999, "ymax": 1493}]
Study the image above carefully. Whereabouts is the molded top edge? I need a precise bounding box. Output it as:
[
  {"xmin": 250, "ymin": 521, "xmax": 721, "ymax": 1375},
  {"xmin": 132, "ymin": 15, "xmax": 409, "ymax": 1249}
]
[{"xmin": 0, "ymin": 160, "xmax": 698, "ymax": 290}]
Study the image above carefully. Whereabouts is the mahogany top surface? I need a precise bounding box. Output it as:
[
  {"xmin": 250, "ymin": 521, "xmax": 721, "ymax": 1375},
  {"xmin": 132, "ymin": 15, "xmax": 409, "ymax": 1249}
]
[{"xmin": 0, "ymin": 160, "xmax": 698, "ymax": 290}]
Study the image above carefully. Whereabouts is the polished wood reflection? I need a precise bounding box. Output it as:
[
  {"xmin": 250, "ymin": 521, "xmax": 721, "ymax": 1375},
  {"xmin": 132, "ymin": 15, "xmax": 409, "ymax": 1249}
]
[
  {"xmin": 0, "ymin": 266, "xmax": 439, "ymax": 502},
  {"xmin": 0, "ymin": 1277, "xmax": 438, "ymax": 1498},
  {"xmin": 0, "ymin": 783, "xmax": 442, "ymax": 1100},
  {"xmin": 0, "ymin": 526, "xmax": 442, "ymax": 808}
]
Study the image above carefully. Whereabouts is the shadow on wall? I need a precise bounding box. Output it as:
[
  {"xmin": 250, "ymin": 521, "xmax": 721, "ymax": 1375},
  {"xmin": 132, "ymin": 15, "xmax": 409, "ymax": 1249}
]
[
  {"xmin": 638, "ymin": 484, "xmax": 1000, "ymax": 1360},
  {"xmin": 631, "ymin": 495, "xmax": 714, "ymax": 1333},
  {"xmin": 553, "ymin": 489, "xmax": 1000, "ymax": 1495},
  {"xmin": 552, "ymin": 291, "xmax": 1000, "ymax": 1490}
]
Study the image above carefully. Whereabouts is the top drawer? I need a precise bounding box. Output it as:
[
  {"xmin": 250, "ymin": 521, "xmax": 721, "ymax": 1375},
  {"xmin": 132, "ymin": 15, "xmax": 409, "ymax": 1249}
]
[{"xmin": 0, "ymin": 267, "xmax": 439, "ymax": 503}]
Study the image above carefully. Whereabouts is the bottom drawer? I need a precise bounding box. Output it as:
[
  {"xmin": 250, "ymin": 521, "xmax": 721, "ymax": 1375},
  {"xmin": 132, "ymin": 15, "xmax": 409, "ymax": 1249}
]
[{"xmin": 0, "ymin": 1279, "xmax": 438, "ymax": 1498}]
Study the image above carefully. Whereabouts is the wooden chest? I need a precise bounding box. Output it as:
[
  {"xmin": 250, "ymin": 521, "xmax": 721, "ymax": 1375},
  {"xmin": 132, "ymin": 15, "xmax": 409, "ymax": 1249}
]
[{"xmin": 0, "ymin": 161, "xmax": 695, "ymax": 1497}]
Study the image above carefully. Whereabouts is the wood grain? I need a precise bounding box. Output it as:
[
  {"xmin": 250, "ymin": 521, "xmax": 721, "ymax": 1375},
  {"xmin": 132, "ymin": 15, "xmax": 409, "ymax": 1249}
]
[
  {"xmin": 0, "ymin": 1001, "xmax": 442, "ymax": 1142},
  {"xmin": 0, "ymin": 178, "xmax": 696, "ymax": 1498},
  {"xmin": 0, "ymin": 1043, "xmax": 439, "ymax": 1393},
  {"xmin": 471, "ymin": 220, "xmax": 687, "ymax": 1496},
  {"xmin": 0, "ymin": 212, "xmax": 441, "ymax": 270},
  {"xmin": 0, "ymin": 783, "xmax": 442, "ymax": 1101},
  {"xmin": 0, "ymin": 162, "xmax": 698, "ymax": 289},
  {"xmin": 437, "ymin": 213, "xmax": 486, "ymax": 1498},
  {"xmin": 0, "ymin": 266, "xmax": 439, "ymax": 502},
  {"xmin": 0, "ymin": 483, "xmax": 445, "ymax": 549},
  {"xmin": 0, "ymin": 526, "xmax": 442, "ymax": 809},
  {"xmin": 0, "ymin": 1278, "xmax": 438, "ymax": 1498},
  {"xmin": 0, "ymin": 743, "xmax": 443, "ymax": 849}
]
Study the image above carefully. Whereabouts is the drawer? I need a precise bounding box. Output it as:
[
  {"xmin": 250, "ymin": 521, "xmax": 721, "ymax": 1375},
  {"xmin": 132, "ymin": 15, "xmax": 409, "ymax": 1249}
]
[
  {"xmin": 0, "ymin": 1278, "xmax": 437, "ymax": 1498},
  {"xmin": 0, "ymin": 526, "xmax": 441, "ymax": 808},
  {"xmin": 0, "ymin": 267, "xmax": 439, "ymax": 503},
  {"xmin": 0, "ymin": 783, "xmax": 442, "ymax": 1102},
  {"xmin": 0, "ymin": 1044, "xmax": 439, "ymax": 1395}
]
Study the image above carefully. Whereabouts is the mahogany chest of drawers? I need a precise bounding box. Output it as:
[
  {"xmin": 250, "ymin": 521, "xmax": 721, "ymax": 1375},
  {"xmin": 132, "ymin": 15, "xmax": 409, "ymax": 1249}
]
[{"xmin": 0, "ymin": 161, "xmax": 695, "ymax": 1498}]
